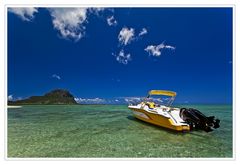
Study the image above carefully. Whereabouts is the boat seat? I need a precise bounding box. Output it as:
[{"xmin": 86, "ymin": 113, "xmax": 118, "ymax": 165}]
[{"xmin": 146, "ymin": 102, "xmax": 156, "ymax": 109}]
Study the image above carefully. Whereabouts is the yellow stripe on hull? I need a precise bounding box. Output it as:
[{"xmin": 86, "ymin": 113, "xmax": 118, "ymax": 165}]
[{"xmin": 129, "ymin": 108, "xmax": 190, "ymax": 132}]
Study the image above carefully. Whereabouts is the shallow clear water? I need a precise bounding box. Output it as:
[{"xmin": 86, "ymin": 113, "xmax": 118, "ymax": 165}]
[{"xmin": 8, "ymin": 105, "xmax": 232, "ymax": 158}]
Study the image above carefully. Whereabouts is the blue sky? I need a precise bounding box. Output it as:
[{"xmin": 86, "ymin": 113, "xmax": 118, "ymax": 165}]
[{"xmin": 8, "ymin": 7, "xmax": 232, "ymax": 104}]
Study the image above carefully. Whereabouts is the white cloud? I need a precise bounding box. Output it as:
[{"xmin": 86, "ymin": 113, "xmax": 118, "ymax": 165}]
[
  {"xmin": 49, "ymin": 8, "xmax": 88, "ymax": 41},
  {"xmin": 118, "ymin": 27, "xmax": 135, "ymax": 45},
  {"xmin": 114, "ymin": 50, "xmax": 131, "ymax": 65},
  {"xmin": 74, "ymin": 97, "xmax": 155, "ymax": 104},
  {"xmin": 144, "ymin": 42, "xmax": 175, "ymax": 57},
  {"xmin": 48, "ymin": 8, "xmax": 110, "ymax": 41},
  {"xmin": 52, "ymin": 74, "xmax": 61, "ymax": 80},
  {"xmin": 111, "ymin": 78, "xmax": 120, "ymax": 82},
  {"xmin": 9, "ymin": 7, "xmax": 38, "ymax": 21},
  {"xmin": 9, "ymin": 7, "xmax": 114, "ymax": 42},
  {"xmin": 139, "ymin": 28, "xmax": 147, "ymax": 36},
  {"xmin": 124, "ymin": 97, "xmax": 144, "ymax": 104},
  {"xmin": 8, "ymin": 95, "xmax": 22, "ymax": 101},
  {"xmin": 88, "ymin": 8, "xmax": 105, "ymax": 15},
  {"xmin": 107, "ymin": 16, "xmax": 117, "ymax": 26},
  {"xmin": 74, "ymin": 97, "xmax": 106, "ymax": 104},
  {"xmin": 164, "ymin": 45, "xmax": 175, "ymax": 49},
  {"xmin": 8, "ymin": 95, "xmax": 13, "ymax": 101}
]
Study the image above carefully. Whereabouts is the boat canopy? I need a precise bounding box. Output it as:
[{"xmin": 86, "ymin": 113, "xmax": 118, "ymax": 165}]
[{"xmin": 148, "ymin": 90, "xmax": 177, "ymax": 97}]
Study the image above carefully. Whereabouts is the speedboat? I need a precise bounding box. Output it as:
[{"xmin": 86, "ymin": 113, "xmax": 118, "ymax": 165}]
[{"xmin": 128, "ymin": 90, "xmax": 220, "ymax": 132}]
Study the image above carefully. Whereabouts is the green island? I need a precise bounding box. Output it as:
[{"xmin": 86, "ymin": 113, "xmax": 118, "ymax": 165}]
[{"xmin": 8, "ymin": 89, "xmax": 78, "ymax": 105}]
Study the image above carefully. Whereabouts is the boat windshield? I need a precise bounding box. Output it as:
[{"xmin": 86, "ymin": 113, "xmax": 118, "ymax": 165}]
[{"xmin": 146, "ymin": 95, "xmax": 173, "ymax": 107}]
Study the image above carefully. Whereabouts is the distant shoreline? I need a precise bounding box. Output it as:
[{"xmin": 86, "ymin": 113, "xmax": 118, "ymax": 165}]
[{"xmin": 7, "ymin": 105, "xmax": 22, "ymax": 109}]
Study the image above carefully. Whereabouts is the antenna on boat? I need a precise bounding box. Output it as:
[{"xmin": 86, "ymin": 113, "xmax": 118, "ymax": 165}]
[{"xmin": 143, "ymin": 93, "xmax": 150, "ymax": 103}]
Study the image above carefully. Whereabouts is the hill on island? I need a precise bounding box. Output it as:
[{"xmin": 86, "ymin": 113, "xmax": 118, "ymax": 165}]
[{"xmin": 8, "ymin": 89, "xmax": 78, "ymax": 105}]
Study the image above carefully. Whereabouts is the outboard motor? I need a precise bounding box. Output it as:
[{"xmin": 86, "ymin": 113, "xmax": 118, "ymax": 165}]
[{"xmin": 180, "ymin": 108, "xmax": 220, "ymax": 132}]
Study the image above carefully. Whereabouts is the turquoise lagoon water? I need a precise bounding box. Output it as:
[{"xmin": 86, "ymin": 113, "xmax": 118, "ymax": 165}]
[{"xmin": 8, "ymin": 105, "xmax": 232, "ymax": 158}]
